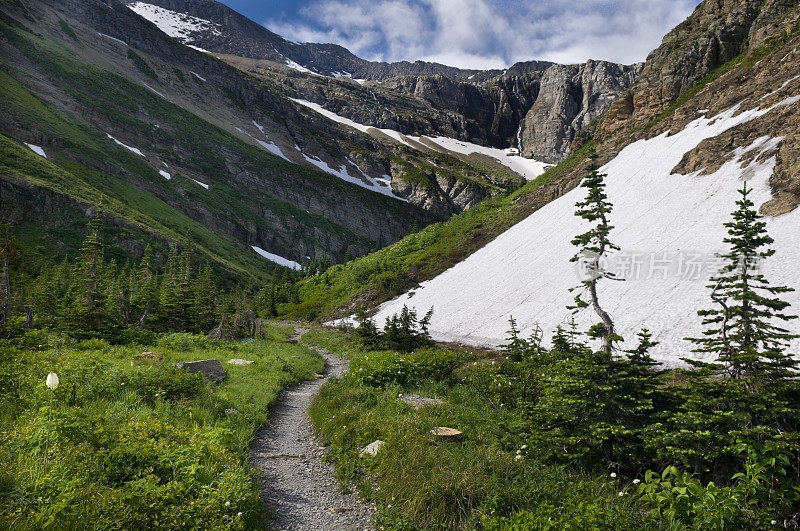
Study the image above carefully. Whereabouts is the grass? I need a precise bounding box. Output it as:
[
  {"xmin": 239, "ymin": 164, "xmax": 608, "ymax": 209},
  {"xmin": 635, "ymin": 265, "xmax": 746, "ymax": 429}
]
[
  {"xmin": 0, "ymin": 324, "xmax": 323, "ymax": 530},
  {"xmin": 303, "ymin": 328, "xmax": 644, "ymax": 529}
]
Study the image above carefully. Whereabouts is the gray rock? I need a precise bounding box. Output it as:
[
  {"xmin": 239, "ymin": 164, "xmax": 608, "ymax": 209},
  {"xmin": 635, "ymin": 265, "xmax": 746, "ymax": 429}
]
[
  {"xmin": 175, "ymin": 359, "xmax": 226, "ymax": 382},
  {"xmin": 228, "ymin": 358, "xmax": 254, "ymax": 365},
  {"xmin": 400, "ymin": 394, "xmax": 444, "ymax": 409},
  {"xmin": 359, "ymin": 440, "xmax": 385, "ymax": 458}
]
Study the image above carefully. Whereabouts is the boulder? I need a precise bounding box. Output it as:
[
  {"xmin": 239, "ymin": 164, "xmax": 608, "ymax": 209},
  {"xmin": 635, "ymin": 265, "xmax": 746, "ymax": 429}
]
[
  {"xmin": 134, "ymin": 351, "xmax": 163, "ymax": 362},
  {"xmin": 227, "ymin": 358, "xmax": 254, "ymax": 366},
  {"xmin": 359, "ymin": 440, "xmax": 386, "ymax": 458},
  {"xmin": 430, "ymin": 427, "xmax": 463, "ymax": 440},
  {"xmin": 400, "ymin": 394, "xmax": 444, "ymax": 409},
  {"xmin": 175, "ymin": 359, "xmax": 226, "ymax": 382}
]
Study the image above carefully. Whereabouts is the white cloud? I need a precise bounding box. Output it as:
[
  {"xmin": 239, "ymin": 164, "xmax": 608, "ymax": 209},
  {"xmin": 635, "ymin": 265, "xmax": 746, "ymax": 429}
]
[{"xmin": 266, "ymin": 0, "xmax": 702, "ymax": 68}]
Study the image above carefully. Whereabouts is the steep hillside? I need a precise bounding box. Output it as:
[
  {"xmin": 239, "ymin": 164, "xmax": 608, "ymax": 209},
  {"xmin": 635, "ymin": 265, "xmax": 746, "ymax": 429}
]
[
  {"xmin": 290, "ymin": 0, "xmax": 800, "ymax": 365},
  {"xmin": 0, "ymin": 0, "xmax": 533, "ymax": 276},
  {"xmin": 123, "ymin": 0, "xmax": 641, "ymax": 163}
]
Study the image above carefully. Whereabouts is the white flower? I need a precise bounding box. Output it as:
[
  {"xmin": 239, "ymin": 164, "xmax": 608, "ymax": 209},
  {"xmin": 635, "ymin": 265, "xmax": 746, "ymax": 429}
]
[
  {"xmin": 771, "ymin": 521, "xmax": 777, "ymax": 525},
  {"xmin": 237, "ymin": 512, "xmax": 243, "ymax": 518},
  {"xmin": 46, "ymin": 372, "xmax": 59, "ymax": 390},
  {"xmin": 618, "ymin": 491, "xmax": 625, "ymax": 497},
  {"xmin": 632, "ymin": 479, "xmax": 641, "ymax": 484},
  {"xmin": 516, "ymin": 449, "xmax": 522, "ymax": 455},
  {"xmin": 521, "ymin": 445, "xmax": 527, "ymax": 450},
  {"xmin": 610, "ymin": 472, "xmax": 617, "ymax": 478},
  {"xmin": 225, "ymin": 501, "xmax": 231, "ymax": 507},
  {"xmin": 514, "ymin": 455, "xmax": 522, "ymax": 461},
  {"xmin": 387, "ymin": 504, "xmax": 392, "ymax": 509}
]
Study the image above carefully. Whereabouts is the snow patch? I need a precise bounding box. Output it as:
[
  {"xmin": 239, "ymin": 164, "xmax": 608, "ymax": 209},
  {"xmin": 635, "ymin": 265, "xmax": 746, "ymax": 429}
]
[
  {"xmin": 142, "ymin": 83, "xmax": 165, "ymax": 99},
  {"xmin": 291, "ymin": 98, "xmax": 550, "ymax": 180},
  {"xmin": 256, "ymin": 140, "xmax": 290, "ymax": 161},
  {"xmin": 285, "ymin": 59, "xmax": 316, "ymax": 74},
  {"xmin": 25, "ymin": 143, "xmax": 46, "ymax": 158},
  {"xmin": 252, "ymin": 121, "xmax": 265, "ymax": 134},
  {"xmin": 190, "ymin": 178, "xmax": 209, "ymax": 189},
  {"xmin": 106, "ymin": 134, "xmax": 144, "ymax": 157},
  {"xmin": 759, "ymin": 75, "xmax": 800, "ymax": 101},
  {"xmin": 127, "ymin": 2, "xmax": 221, "ymax": 41},
  {"xmin": 190, "ymin": 71, "xmax": 206, "ymax": 82},
  {"xmin": 159, "ymin": 169, "xmax": 171, "ymax": 180},
  {"xmin": 251, "ymin": 246, "xmax": 302, "ymax": 270},
  {"xmin": 98, "ymin": 33, "xmax": 127, "ymax": 46},
  {"xmin": 301, "ymin": 153, "xmax": 406, "ymax": 200},
  {"xmin": 365, "ymin": 101, "xmax": 800, "ymax": 367}
]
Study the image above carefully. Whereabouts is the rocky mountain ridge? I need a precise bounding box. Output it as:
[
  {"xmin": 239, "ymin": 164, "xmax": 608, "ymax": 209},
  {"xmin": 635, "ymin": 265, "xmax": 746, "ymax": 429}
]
[{"xmin": 123, "ymin": 0, "xmax": 642, "ymax": 162}]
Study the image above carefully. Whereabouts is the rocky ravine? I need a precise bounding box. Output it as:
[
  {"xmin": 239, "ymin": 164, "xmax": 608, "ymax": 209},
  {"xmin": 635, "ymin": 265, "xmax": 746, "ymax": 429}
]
[{"xmin": 250, "ymin": 328, "xmax": 375, "ymax": 530}]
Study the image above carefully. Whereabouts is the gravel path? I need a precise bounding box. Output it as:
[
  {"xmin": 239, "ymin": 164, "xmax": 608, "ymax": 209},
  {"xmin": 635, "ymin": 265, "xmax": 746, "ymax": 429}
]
[{"xmin": 250, "ymin": 327, "xmax": 376, "ymax": 530}]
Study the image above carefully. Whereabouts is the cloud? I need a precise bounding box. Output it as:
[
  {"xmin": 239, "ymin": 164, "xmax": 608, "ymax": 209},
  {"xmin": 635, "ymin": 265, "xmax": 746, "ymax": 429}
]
[{"xmin": 265, "ymin": 0, "xmax": 701, "ymax": 69}]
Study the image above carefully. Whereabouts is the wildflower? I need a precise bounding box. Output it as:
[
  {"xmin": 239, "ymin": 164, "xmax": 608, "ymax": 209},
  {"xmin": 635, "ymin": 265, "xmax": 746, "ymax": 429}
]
[
  {"xmin": 521, "ymin": 445, "xmax": 527, "ymax": 450},
  {"xmin": 237, "ymin": 512, "xmax": 243, "ymax": 518},
  {"xmin": 225, "ymin": 501, "xmax": 231, "ymax": 507},
  {"xmin": 632, "ymin": 479, "xmax": 640, "ymax": 484},
  {"xmin": 772, "ymin": 521, "xmax": 777, "ymax": 525},
  {"xmin": 514, "ymin": 455, "xmax": 522, "ymax": 461},
  {"xmin": 46, "ymin": 372, "xmax": 59, "ymax": 390},
  {"xmin": 387, "ymin": 505, "xmax": 392, "ymax": 509},
  {"xmin": 516, "ymin": 449, "xmax": 521, "ymax": 455},
  {"xmin": 618, "ymin": 491, "xmax": 624, "ymax": 497},
  {"xmin": 610, "ymin": 472, "xmax": 617, "ymax": 478}
]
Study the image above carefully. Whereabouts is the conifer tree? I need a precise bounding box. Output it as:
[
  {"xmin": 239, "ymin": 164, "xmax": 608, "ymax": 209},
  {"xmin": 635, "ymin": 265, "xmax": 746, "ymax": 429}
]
[
  {"xmin": 132, "ymin": 245, "xmax": 159, "ymax": 326},
  {"xmin": 158, "ymin": 244, "xmax": 182, "ymax": 330},
  {"xmin": 688, "ymin": 183, "xmax": 798, "ymax": 380},
  {"xmin": 67, "ymin": 210, "xmax": 108, "ymax": 336},
  {"xmin": 569, "ymin": 148, "xmax": 621, "ymax": 354},
  {"xmin": 191, "ymin": 262, "xmax": 217, "ymax": 331},
  {"xmin": 0, "ymin": 225, "xmax": 19, "ymax": 325}
]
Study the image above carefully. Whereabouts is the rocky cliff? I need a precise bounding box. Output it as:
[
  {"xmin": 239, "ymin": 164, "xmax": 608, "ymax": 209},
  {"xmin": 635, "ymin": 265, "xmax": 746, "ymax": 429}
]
[{"xmin": 123, "ymin": 0, "xmax": 642, "ymax": 163}]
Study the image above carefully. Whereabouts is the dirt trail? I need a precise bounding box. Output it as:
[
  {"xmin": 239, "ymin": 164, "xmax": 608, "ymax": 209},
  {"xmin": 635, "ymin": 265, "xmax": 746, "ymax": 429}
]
[{"xmin": 250, "ymin": 327, "xmax": 375, "ymax": 530}]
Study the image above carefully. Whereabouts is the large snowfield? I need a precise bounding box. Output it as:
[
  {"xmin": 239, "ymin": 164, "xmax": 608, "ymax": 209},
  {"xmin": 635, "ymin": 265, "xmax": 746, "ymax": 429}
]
[{"xmin": 364, "ymin": 98, "xmax": 800, "ymax": 366}]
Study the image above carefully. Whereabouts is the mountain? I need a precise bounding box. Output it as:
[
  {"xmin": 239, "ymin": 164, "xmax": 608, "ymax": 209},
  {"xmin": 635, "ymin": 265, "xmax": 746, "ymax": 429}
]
[
  {"xmin": 0, "ymin": 0, "xmax": 539, "ymax": 276},
  {"xmin": 122, "ymin": 0, "xmax": 642, "ymax": 162},
  {"xmin": 292, "ymin": 0, "xmax": 800, "ymax": 365}
]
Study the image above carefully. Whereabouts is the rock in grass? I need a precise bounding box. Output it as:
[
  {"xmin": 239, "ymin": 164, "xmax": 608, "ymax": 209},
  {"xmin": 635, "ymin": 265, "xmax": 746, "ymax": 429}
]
[
  {"xmin": 359, "ymin": 440, "xmax": 386, "ymax": 458},
  {"xmin": 400, "ymin": 394, "xmax": 444, "ymax": 409},
  {"xmin": 227, "ymin": 358, "xmax": 254, "ymax": 365},
  {"xmin": 175, "ymin": 359, "xmax": 226, "ymax": 382},
  {"xmin": 134, "ymin": 351, "xmax": 163, "ymax": 362},
  {"xmin": 430, "ymin": 427, "xmax": 463, "ymax": 440}
]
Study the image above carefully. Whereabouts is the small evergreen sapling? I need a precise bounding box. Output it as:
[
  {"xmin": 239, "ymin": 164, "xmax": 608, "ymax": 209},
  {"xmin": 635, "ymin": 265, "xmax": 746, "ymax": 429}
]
[
  {"xmin": 687, "ymin": 183, "xmax": 798, "ymax": 381},
  {"xmin": 569, "ymin": 148, "xmax": 623, "ymax": 354}
]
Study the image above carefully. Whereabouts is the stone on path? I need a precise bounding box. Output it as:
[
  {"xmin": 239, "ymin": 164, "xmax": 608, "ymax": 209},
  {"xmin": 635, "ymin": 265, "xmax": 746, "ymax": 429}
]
[
  {"xmin": 430, "ymin": 427, "xmax": 463, "ymax": 440},
  {"xmin": 400, "ymin": 394, "xmax": 444, "ymax": 409},
  {"xmin": 359, "ymin": 440, "xmax": 386, "ymax": 458},
  {"xmin": 175, "ymin": 359, "xmax": 226, "ymax": 382}
]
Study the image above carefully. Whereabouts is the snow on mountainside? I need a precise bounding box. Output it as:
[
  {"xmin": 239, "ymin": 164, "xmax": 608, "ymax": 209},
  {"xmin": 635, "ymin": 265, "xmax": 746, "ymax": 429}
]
[
  {"xmin": 362, "ymin": 97, "xmax": 800, "ymax": 366},
  {"xmin": 292, "ymin": 99, "xmax": 551, "ymax": 181},
  {"xmin": 127, "ymin": 2, "xmax": 221, "ymax": 41}
]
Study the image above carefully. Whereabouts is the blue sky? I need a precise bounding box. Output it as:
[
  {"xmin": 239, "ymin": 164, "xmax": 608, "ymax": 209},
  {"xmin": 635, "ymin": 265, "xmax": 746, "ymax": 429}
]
[{"xmin": 219, "ymin": 0, "xmax": 703, "ymax": 69}]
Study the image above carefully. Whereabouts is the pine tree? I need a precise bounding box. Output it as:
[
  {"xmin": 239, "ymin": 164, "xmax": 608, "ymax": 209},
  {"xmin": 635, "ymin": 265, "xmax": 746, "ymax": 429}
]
[
  {"xmin": 158, "ymin": 244, "xmax": 182, "ymax": 330},
  {"xmin": 67, "ymin": 210, "xmax": 108, "ymax": 336},
  {"xmin": 569, "ymin": 148, "xmax": 622, "ymax": 354},
  {"xmin": 132, "ymin": 245, "xmax": 159, "ymax": 327},
  {"xmin": 687, "ymin": 183, "xmax": 798, "ymax": 381},
  {"xmin": 191, "ymin": 262, "xmax": 217, "ymax": 332},
  {"xmin": 0, "ymin": 225, "xmax": 19, "ymax": 325}
]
